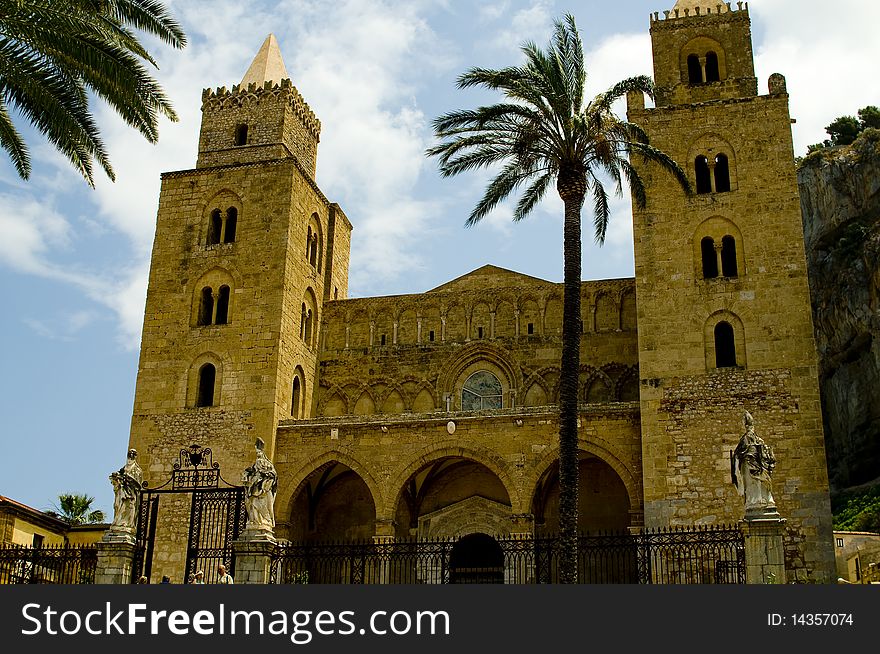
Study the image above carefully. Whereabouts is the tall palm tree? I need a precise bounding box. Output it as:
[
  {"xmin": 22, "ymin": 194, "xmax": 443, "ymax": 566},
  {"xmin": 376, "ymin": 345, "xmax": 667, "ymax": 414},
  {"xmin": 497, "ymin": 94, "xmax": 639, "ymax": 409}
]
[
  {"xmin": 48, "ymin": 493, "xmax": 106, "ymax": 525},
  {"xmin": 427, "ymin": 14, "xmax": 690, "ymax": 582},
  {"xmin": 0, "ymin": 0, "xmax": 186, "ymax": 186}
]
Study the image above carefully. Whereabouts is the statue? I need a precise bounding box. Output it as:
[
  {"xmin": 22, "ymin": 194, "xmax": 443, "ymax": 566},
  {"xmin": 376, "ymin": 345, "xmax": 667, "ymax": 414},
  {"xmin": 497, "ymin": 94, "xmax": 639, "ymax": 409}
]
[
  {"xmin": 731, "ymin": 412, "xmax": 779, "ymax": 518},
  {"xmin": 241, "ymin": 438, "xmax": 278, "ymax": 536},
  {"xmin": 109, "ymin": 449, "xmax": 143, "ymax": 532}
]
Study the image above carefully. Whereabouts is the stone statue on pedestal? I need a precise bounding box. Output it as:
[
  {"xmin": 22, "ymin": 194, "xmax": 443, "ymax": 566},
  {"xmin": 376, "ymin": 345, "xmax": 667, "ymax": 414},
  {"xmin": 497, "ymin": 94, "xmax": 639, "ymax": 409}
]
[
  {"xmin": 241, "ymin": 438, "xmax": 278, "ymax": 537},
  {"xmin": 731, "ymin": 412, "xmax": 779, "ymax": 519},
  {"xmin": 109, "ymin": 449, "xmax": 143, "ymax": 533}
]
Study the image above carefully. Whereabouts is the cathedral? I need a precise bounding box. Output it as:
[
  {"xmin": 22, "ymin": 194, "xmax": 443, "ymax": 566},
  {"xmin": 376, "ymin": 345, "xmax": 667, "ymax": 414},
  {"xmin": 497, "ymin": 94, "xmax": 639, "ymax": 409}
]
[{"xmin": 126, "ymin": 0, "xmax": 836, "ymax": 583}]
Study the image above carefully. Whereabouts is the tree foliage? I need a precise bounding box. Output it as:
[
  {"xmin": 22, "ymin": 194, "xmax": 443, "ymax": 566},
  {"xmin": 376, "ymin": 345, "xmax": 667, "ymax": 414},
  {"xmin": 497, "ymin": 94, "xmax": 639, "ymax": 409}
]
[
  {"xmin": 47, "ymin": 493, "xmax": 106, "ymax": 525},
  {"xmin": 807, "ymin": 105, "xmax": 880, "ymax": 153},
  {"xmin": 427, "ymin": 14, "xmax": 689, "ymax": 581},
  {"xmin": 832, "ymin": 485, "xmax": 880, "ymax": 533},
  {"xmin": 0, "ymin": 0, "xmax": 187, "ymax": 186}
]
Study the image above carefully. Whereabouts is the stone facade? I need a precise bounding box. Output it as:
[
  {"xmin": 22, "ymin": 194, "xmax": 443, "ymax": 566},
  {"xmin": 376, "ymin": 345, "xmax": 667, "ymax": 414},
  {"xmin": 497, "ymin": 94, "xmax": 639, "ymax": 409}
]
[
  {"xmin": 627, "ymin": 3, "xmax": 833, "ymax": 580},
  {"xmin": 126, "ymin": 5, "xmax": 836, "ymax": 582}
]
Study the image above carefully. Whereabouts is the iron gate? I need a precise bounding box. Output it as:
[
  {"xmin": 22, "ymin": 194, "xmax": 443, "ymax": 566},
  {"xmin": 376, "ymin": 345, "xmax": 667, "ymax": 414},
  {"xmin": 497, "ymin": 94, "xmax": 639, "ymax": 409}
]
[{"xmin": 133, "ymin": 445, "xmax": 246, "ymax": 584}]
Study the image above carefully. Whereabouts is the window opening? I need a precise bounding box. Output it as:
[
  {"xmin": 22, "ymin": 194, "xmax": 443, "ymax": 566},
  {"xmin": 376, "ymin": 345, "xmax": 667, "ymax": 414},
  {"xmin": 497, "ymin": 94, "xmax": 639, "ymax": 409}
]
[
  {"xmin": 461, "ymin": 371, "xmax": 503, "ymax": 411},
  {"xmin": 197, "ymin": 363, "xmax": 216, "ymax": 407},
  {"xmin": 714, "ymin": 322, "xmax": 737, "ymax": 368}
]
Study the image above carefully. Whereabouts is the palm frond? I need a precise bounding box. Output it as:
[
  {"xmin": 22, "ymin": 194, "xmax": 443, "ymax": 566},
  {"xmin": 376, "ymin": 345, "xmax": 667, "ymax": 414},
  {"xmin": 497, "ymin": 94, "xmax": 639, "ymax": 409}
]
[{"xmin": 0, "ymin": 0, "xmax": 185, "ymax": 184}]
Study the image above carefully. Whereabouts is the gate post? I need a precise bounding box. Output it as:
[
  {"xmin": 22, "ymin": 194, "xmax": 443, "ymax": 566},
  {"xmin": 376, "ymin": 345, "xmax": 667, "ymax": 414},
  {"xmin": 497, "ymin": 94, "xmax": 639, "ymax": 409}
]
[
  {"xmin": 740, "ymin": 517, "xmax": 786, "ymax": 584},
  {"xmin": 95, "ymin": 536, "xmax": 138, "ymax": 584},
  {"xmin": 232, "ymin": 538, "xmax": 276, "ymax": 584}
]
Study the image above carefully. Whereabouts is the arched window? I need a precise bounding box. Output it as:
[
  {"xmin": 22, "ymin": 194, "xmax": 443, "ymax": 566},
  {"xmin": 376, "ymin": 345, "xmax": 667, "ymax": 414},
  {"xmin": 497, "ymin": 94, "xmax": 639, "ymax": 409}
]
[
  {"xmin": 309, "ymin": 237, "xmax": 318, "ymax": 267},
  {"xmin": 305, "ymin": 309, "xmax": 313, "ymax": 345},
  {"xmin": 461, "ymin": 371, "xmax": 503, "ymax": 411},
  {"xmin": 197, "ymin": 363, "xmax": 216, "ymax": 407},
  {"xmin": 701, "ymin": 237, "xmax": 718, "ymax": 279},
  {"xmin": 224, "ymin": 207, "xmax": 237, "ymax": 243},
  {"xmin": 721, "ymin": 236, "xmax": 738, "ymax": 277},
  {"xmin": 705, "ymin": 52, "xmax": 720, "ymax": 82},
  {"xmin": 198, "ymin": 287, "xmax": 214, "ymax": 326},
  {"xmin": 215, "ymin": 285, "xmax": 230, "ymax": 324},
  {"xmin": 306, "ymin": 226, "xmax": 312, "ymax": 259},
  {"xmin": 234, "ymin": 124, "xmax": 248, "ymax": 146},
  {"xmin": 714, "ymin": 154, "xmax": 730, "ymax": 193},
  {"xmin": 695, "ymin": 156, "xmax": 712, "ymax": 194},
  {"xmin": 687, "ymin": 54, "xmax": 702, "ymax": 84},
  {"xmin": 714, "ymin": 322, "xmax": 737, "ymax": 368},
  {"xmin": 208, "ymin": 209, "xmax": 222, "ymax": 245},
  {"xmin": 291, "ymin": 376, "xmax": 302, "ymax": 418},
  {"xmin": 300, "ymin": 303, "xmax": 307, "ymax": 339}
]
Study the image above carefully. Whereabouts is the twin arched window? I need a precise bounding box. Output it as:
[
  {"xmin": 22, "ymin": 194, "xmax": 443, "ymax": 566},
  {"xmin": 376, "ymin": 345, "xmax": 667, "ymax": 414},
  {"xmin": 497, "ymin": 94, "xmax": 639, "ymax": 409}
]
[
  {"xmin": 197, "ymin": 285, "xmax": 231, "ymax": 326},
  {"xmin": 461, "ymin": 371, "xmax": 503, "ymax": 411},
  {"xmin": 695, "ymin": 154, "xmax": 730, "ymax": 194},
  {"xmin": 701, "ymin": 236, "xmax": 738, "ymax": 278},
  {"xmin": 686, "ymin": 48, "xmax": 722, "ymax": 84},
  {"xmin": 306, "ymin": 215, "xmax": 322, "ymax": 271},
  {"xmin": 300, "ymin": 303, "xmax": 314, "ymax": 345},
  {"xmin": 207, "ymin": 207, "xmax": 238, "ymax": 245}
]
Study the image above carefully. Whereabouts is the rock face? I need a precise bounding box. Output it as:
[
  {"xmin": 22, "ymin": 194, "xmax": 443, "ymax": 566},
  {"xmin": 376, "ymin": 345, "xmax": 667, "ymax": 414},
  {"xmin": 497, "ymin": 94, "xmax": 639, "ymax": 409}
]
[{"xmin": 799, "ymin": 134, "xmax": 880, "ymax": 489}]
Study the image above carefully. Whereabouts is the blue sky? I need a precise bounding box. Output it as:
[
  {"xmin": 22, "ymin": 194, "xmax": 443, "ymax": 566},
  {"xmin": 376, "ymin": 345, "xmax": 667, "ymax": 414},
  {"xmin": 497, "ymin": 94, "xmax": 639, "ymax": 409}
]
[{"xmin": 1, "ymin": 0, "xmax": 877, "ymax": 516}]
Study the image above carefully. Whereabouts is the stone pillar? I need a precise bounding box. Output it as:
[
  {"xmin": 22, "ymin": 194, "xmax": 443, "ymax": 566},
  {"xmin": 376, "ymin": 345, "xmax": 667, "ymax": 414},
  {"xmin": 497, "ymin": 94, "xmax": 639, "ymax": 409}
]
[
  {"xmin": 506, "ymin": 514, "xmax": 535, "ymax": 583},
  {"xmin": 371, "ymin": 519, "xmax": 397, "ymax": 585},
  {"xmin": 95, "ymin": 536, "xmax": 138, "ymax": 585},
  {"xmin": 233, "ymin": 538, "xmax": 277, "ymax": 585},
  {"xmin": 741, "ymin": 517, "xmax": 787, "ymax": 584}
]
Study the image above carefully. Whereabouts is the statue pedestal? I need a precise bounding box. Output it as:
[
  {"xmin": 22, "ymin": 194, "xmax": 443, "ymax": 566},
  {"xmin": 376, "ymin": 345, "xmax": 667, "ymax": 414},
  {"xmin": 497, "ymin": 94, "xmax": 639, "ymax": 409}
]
[
  {"xmin": 95, "ymin": 537, "xmax": 138, "ymax": 584},
  {"xmin": 741, "ymin": 517, "xmax": 787, "ymax": 584},
  {"xmin": 241, "ymin": 526, "xmax": 276, "ymax": 542},
  {"xmin": 233, "ymin": 537, "xmax": 277, "ymax": 584}
]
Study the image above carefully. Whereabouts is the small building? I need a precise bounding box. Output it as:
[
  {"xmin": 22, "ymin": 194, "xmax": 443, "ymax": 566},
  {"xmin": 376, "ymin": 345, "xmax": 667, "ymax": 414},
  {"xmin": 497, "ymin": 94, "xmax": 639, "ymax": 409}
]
[
  {"xmin": 0, "ymin": 496, "xmax": 107, "ymax": 547},
  {"xmin": 834, "ymin": 531, "xmax": 880, "ymax": 584}
]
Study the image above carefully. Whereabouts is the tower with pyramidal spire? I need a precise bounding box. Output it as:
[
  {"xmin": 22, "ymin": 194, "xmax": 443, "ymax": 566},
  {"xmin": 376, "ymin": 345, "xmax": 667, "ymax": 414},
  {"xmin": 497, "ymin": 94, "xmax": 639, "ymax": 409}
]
[{"xmin": 127, "ymin": 36, "xmax": 351, "ymax": 579}]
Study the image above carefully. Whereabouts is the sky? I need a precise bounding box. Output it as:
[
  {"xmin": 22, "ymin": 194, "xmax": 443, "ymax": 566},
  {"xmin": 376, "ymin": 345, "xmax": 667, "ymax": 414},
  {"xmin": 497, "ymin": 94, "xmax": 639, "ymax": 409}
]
[{"xmin": 0, "ymin": 0, "xmax": 877, "ymax": 517}]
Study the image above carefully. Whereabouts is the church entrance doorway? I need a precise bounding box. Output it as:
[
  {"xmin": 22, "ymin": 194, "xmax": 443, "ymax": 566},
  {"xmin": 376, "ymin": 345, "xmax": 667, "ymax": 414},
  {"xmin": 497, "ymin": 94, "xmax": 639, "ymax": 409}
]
[
  {"xmin": 449, "ymin": 533, "xmax": 504, "ymax": 584},
  {"xmin": 133, "ymin": 445, "xmax": 246, "ymax": 584}
]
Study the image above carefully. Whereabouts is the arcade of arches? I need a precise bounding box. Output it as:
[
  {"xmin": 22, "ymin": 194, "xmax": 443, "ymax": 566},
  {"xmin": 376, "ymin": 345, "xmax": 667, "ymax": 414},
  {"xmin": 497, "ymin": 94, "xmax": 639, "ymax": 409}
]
[{"xmin": 279, "ymin": 440, "xmax": 637, "ymax": 546}]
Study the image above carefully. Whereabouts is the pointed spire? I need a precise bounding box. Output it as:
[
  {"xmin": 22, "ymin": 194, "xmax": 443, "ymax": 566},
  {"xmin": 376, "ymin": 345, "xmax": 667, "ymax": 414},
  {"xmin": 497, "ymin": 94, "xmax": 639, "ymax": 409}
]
[{"xmin": 240, "ymin": 34, "xmax": 290, "ymax": 87}]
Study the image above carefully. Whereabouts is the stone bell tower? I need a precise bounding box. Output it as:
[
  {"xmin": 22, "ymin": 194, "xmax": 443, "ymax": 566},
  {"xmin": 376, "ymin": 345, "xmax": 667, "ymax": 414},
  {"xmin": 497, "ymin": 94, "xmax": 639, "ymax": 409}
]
[
  {"xmin": 128, "ymin": 34, "xmax": 352, "ymax": 487},
  {"xmin": 627, "ymin": 1, "xmax": 834, "ymax": 581}
]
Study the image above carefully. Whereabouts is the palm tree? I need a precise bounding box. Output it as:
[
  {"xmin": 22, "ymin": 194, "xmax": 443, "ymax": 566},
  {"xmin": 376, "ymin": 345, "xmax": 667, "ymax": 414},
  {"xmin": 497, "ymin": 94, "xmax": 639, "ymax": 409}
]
[
  {"xmin": 48, "ymin": 493, "xmax": 106, "ymax": 525},
  {"xmin": 427, "ymin": 14, "xmax": 690, "ymax": 582},
  {"xmin": 0, "ymin": 0, "xmax": 186, "ymax": 186}
]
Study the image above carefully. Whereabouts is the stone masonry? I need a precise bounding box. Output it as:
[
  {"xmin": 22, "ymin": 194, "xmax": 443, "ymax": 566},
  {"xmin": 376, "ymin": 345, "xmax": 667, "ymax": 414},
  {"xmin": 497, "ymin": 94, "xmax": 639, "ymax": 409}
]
[{"xmin": 126, "ymin": 6, "xmax": 836, "ymax": 583}]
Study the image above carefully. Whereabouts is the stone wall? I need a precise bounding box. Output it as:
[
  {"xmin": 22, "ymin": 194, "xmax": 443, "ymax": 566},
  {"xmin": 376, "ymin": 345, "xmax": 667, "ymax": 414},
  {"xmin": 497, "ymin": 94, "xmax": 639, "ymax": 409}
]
[{"xmin": 273, "ymin": 406, "xmax": 643, "ymax": 540}]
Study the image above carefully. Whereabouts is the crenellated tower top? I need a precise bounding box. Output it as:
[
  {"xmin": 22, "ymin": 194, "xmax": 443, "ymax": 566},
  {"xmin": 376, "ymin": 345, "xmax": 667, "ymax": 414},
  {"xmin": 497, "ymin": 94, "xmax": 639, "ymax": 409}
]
[
  {"xmin": 647, "ymin": 2, "xmax": 755, "ymax": 107},
  {"xmin": 196, "ymin": 35, "xmax": 321, "ymax": 176}
]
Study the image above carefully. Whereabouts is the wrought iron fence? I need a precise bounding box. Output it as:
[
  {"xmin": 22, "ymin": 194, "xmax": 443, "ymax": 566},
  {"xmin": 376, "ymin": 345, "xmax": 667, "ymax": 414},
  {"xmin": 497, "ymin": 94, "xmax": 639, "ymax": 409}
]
[
  {"xmin": 0, "ymin": 543, "xmax": 97, "ymax": 584},
  {"xmin": 268, "ymin": 525, "xmax": 744, "ymax": 584}
]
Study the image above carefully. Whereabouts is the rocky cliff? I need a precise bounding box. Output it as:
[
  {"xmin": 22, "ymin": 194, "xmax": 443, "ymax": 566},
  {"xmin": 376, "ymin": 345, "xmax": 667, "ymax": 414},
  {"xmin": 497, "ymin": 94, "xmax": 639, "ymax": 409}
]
[{"xmin": 798, "ymin": 130, "xmax": 880, "ymax": 489}]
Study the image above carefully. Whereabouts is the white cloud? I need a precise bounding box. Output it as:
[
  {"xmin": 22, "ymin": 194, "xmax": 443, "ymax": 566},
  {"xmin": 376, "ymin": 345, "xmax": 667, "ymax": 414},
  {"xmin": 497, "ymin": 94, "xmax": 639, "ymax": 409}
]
[
  {"xmin": 22, "ymin": 310, "xmax": 99, "ymax": 342},
  {"xmin": 752, "ymin": 0, "xmax": 880, "ymax": 155},
  {"xmin": 490, "ymin": 0, "xmax": 553, "ymax": 53}
]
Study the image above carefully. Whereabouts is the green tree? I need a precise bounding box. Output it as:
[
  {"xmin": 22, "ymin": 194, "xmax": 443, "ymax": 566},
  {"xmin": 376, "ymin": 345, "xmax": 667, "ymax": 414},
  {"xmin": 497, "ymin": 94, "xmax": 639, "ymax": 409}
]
[
  {"xmin": 0, "ymin": 0, "xmax": 186, "ymax": 186},
  {"xmin": 47, "ymin": 493, "xmax": 106, "ymax": 525},
  {"xmin": 825, "ymin": 115, "xmax": 861, "ymax": 147},
  {"xmin": 427, "ymin": 14, "xmax": 689, "ymax": 582},
  {"xmin": 858, "ymin": 105, "xmax": 880, "ymax": 131}
]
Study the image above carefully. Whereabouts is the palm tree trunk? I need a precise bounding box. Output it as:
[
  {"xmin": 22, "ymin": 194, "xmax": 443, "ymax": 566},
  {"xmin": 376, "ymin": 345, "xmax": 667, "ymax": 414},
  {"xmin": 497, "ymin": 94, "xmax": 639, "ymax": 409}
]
[{"xmin": 558, "ymin": 175, "xmax": 585, "ymax": 583}]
